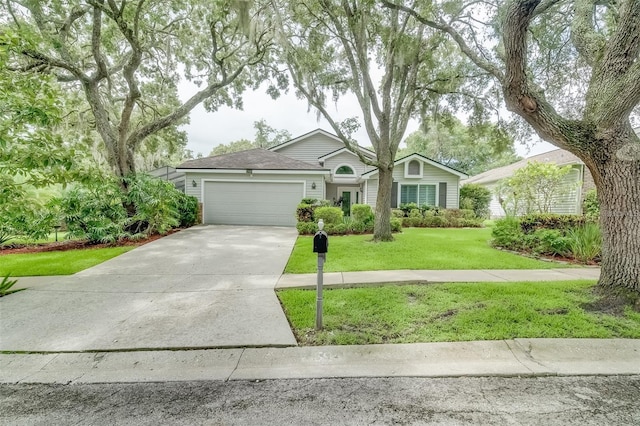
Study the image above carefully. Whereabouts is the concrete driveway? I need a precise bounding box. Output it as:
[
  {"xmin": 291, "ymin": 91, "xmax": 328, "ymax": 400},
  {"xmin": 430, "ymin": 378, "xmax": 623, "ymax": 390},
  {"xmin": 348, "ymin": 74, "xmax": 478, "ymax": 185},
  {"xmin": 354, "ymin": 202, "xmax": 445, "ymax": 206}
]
[{"xmin": 0, "ymin": 226, "xmax": 299, "ymax": 352}]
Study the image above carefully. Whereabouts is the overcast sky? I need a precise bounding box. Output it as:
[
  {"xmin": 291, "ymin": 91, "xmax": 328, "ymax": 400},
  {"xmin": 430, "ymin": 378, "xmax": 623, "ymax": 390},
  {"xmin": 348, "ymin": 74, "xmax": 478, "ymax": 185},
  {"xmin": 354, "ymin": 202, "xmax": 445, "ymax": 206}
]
[{"xmin": 178, "ymin": 81, "xmax": 556, "ymax": 159}]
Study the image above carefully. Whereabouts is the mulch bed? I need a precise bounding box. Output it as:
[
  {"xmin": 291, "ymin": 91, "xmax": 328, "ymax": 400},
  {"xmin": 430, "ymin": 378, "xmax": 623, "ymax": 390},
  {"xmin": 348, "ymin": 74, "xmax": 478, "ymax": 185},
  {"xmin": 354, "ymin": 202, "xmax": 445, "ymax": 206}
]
[{"xmin": 0, "ymin": 229, "xmax": 181, "ymax": 256}]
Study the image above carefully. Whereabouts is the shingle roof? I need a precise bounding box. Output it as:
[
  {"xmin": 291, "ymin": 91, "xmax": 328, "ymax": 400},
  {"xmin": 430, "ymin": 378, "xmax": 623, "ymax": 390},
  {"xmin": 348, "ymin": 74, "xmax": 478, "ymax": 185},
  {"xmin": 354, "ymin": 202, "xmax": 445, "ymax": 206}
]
[
  {"xmin": 464, "ymin": 149, "xmax": 583, "ymax": 185},
  {"xmin": 177, "ymin": 148, "xmax": 327, "ymax": 171}
]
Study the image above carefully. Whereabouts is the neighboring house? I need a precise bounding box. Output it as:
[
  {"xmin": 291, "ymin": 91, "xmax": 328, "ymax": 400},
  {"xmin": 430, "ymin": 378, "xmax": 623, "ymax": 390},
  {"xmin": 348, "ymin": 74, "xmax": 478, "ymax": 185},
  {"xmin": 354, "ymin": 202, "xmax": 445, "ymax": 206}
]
[
  {"xmin": 463, "ymin": 149, "xmax": 596, "ymax": 218},
  {"xmin": 177, "ymin": 129, "xmax": 468, "ymax": 226}
]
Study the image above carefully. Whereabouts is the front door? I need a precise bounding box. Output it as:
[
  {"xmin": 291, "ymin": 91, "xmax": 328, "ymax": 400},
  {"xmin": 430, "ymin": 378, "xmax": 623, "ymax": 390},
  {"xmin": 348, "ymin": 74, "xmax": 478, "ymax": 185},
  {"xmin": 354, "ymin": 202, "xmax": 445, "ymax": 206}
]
[{"xmin": 338, "ymin": 187, "xmax": 359, "ymax": 216}]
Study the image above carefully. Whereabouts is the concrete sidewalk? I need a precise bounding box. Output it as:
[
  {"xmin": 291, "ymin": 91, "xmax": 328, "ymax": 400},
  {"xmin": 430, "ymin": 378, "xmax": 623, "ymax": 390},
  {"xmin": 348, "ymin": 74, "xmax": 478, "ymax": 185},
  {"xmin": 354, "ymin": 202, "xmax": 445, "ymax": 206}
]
[
  {"xmin": 1, "ymin": 338, "xmax": 638, "ymax": 384},
  {"xmin": 276, "ymin": 267, "xmax": 601, "ymax": 289}
]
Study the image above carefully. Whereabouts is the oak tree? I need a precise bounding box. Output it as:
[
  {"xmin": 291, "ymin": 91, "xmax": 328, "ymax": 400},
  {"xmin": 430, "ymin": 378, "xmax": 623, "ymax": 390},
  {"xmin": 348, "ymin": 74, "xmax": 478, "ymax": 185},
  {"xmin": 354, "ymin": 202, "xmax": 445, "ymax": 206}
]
[{"xmin": 387, "ymin": 0, "xmax": 640, "ymax": 295}]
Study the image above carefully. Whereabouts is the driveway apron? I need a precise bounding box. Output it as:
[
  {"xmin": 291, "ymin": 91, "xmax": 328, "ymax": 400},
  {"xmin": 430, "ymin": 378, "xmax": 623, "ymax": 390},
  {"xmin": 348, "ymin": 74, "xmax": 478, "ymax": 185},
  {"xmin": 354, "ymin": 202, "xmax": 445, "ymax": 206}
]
[{"xmin": 0, "ymin": 226, "xmax": 299, "ymax": 352}]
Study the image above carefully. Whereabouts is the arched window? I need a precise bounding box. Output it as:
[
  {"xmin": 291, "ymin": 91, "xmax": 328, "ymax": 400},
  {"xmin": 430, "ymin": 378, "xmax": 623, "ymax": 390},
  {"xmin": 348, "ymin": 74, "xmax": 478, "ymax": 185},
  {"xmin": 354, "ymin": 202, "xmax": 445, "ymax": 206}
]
[{"xmin": 336, "ymin": 165, "xmax": 355, "ymax": 175}]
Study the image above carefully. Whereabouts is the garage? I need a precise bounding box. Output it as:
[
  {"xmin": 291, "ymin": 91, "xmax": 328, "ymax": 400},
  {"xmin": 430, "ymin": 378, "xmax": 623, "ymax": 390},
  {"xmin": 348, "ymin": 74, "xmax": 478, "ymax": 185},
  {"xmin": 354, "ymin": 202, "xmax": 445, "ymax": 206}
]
[{"xmin": 203, "ymin": 181, "xmax": 304, "ymax": 226}]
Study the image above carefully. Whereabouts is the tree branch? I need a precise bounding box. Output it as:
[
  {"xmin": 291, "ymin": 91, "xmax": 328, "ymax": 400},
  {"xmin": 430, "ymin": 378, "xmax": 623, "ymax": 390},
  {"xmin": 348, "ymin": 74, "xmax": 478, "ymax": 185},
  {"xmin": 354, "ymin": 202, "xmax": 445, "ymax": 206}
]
[
  {"xmin": 571, "ymin": 0, "xmax": 606, "ymax": 66},
  {"xmin": 380, "ymin": 0, "xmax": 504, "ymax": 81}
]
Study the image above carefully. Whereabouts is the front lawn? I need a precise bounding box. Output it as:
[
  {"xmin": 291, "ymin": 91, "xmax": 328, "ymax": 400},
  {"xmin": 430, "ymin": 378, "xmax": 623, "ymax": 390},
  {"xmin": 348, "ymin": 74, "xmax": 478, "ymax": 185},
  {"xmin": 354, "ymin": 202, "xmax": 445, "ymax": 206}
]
[
  {"xmin": 285, "ymin": 228, "xmax": 566, "ymax": 273},
  {"xmin": 0, "ymin": 247, "xmax": 134, "ymax": 276},
  {"xmin": 277, "ymin": 280, "xmax": 640, "ymax": 345}
]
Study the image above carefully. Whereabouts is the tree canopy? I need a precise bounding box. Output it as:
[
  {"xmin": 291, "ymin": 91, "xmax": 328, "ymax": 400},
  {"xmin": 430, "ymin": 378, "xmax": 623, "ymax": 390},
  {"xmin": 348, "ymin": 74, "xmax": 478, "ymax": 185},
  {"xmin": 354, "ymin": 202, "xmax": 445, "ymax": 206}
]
[
  {"xmin": 385, "ymin": 0, "xmax": 640, "ymax": 295},
  {"xmin": 3, "ymin": 0, "xmax": 278, "ymax": 180},
  {"xmin": 209, "ymin": 119, "xmax": 292, "ymax": 155},
  {"xmin": 274, "ymin": 0, "xmax": 482, "ymax": 240}
]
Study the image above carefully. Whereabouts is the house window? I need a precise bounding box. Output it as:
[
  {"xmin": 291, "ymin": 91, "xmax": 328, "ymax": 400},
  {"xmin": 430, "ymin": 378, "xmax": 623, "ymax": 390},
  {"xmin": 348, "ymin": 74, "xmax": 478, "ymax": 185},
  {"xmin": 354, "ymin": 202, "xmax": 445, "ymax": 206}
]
[
  {"xmin": 400, "ymin": 184, "xmax": 436, "ymax": 206},
  {"xmin": 404, "ymin": 159, "xmax": 423, "ymax": 178},
  {"xmin": 336, "ymin": 165, "xmax": 355, "ymax": 175}
]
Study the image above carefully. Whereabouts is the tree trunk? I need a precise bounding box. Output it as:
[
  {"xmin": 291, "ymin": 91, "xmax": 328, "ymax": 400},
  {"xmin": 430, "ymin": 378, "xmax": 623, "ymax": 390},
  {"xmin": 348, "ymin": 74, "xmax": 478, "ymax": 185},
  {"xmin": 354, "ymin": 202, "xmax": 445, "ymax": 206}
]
[
  {"xmin": 373, "ymin": 166, "xmax": 394, "ymax": 242},
  {"xmin": 592, "ymin": 154, "xmax": 640, "ymax": 295}
]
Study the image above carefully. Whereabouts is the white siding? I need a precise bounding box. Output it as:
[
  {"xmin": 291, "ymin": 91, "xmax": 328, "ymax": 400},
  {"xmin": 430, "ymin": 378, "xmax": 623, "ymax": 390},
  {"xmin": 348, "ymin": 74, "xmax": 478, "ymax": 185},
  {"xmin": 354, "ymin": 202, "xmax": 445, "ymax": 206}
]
[
  {"xmin": 273, "ymin": 133, "xmax": 345, "ymax": 164},
  {"xmin": 549, "ymin": 167, "xmax": 582, "ymax": 214},
  {"xmin": 366, "ymin": 179, "xmax": 379, "ymax": 208}
]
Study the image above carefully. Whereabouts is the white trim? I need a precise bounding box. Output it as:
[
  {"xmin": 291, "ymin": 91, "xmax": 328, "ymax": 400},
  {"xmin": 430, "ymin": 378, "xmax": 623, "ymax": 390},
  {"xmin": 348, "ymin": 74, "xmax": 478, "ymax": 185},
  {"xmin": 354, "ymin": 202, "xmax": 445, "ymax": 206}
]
[
  {"xmin": 399, "ymin": 183, "xmax": 439, "ymax": 207},
  {"xmin": 404, "ymin": 159, "xmax": 423, "ymax": 178},
  {"xmin": 269, "ymin": 128, "xmax": 377, "ymax": 157},
  {"xmin": 318, "ymin": 147, "xmax": 376, "ymax": 161},
  {"xmin": 334, "ymin": 163, "xmax": 357, "ymax": 177},
  {"xmin": 178, "ymin": 168, "xmax": 248, "ymax": 174},
  {"xmin": 361, "ymin": 153, "xmax": 468, "ymax": 179},
  {"xmin": 179, "ymin": 168, "xmax": 329, "ymax": 175}
]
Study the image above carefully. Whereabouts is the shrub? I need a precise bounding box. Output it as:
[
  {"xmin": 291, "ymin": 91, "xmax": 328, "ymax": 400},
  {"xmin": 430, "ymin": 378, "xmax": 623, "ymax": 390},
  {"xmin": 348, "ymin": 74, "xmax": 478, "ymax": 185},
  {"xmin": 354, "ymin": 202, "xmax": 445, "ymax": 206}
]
[
  {"xmin": 296, "ymin": 203, "xmax": 315, "ymax": 222},
  {"xmin": 408, "ymin": 217, "xmax": 424, "ymax": 227},
  {"xmin": 531, "ymin": 229, "xmax": 571, "ymax": 256},
  {"xmin": 424, "ymin": 215, "xmax": 448, "ymax": 227},
  {"xmin": 325, "ymin": 223, "xmax": 347, "ymax": 235},
  {"xmin": 583, "ymin": 189, "xmax": 599, "ymax": 220},
  {"xmin": 520, "ymin": 213, "xmax": 585, "ymax": 233},
  {"xmin": 390, "ymin": 217, "xmax": 402, "ymax": 232},
  {"xmin": 296, "ymin": 221, "xmax": 318, "ymax": 235},
  {"xmin": 567, "ymin": 223, "xmax": 601, "ymax": 263},
  {"xmin": 492, "ymin": 216, "xmax": 525, "ymax": 250},
  {"xmin": 409, "ymin": 208, "xmax": 423, "ymax": 218},
  {"xmin": 461, "ymin": 219, "xmax": 483, "ymax": 228},
  {"xmin": 351, "ymin": 204, "xmax": 374, "ymax": 224},
  {"xmin": 177, "ymin": 194, "xmax": 199, "ymax": 227},
  {"xmin": 58, "ymin": 180, "xmax": 128, "ymax": 244},
  {"xmin": 301, "ymin": 198, "xmax": 317, "ymax": 205},
  {"xmin": 459, "ymin": 183, "xmax": 492, "ymax": 218},
  {"xmin": 399, "ymin": 202, "xmax": 418, "ymax": 215},
  {"xmin": 314, "ymin": 206, "xmax": 343, "ymax": 225},
  {"xmin": 124, "ymin": 174, "xmax": 180, "ymax": 236},
  {"xmin": 461, "ymin": 209, "xmax": 476, "ymax": 219},
  {"xmin": 391, "ymin": 209, "xmax": 405, "ymax": 218}
]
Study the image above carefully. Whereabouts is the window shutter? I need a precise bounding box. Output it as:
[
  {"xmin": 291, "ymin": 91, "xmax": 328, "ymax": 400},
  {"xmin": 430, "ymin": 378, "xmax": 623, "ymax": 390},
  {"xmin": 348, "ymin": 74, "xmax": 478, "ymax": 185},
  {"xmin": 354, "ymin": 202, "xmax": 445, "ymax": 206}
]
[
  {"xmin": 439, "ymin": 182, "xmax": 447, "ymax": 208},
  {"xmin": 391, "ymin": 181, "xmax": 398, "ymax": 208}
]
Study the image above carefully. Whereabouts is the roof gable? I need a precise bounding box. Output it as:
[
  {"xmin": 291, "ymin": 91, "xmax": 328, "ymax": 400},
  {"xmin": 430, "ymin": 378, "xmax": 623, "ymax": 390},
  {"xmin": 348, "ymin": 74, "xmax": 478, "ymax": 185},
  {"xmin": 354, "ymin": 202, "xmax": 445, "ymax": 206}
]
[
  {"xmin": 361, "ymin": 153, "xmax": 468, "ymax": 179},
  {"xmin": 464, "ymin": 149, "xmax": 582, "ymax": 185},
  {"xmin": 176, "ymin": 148, "xmax": 326, "ymax": 171},
  {"xmin": 270, "ymin": 128, "xmax": 376, "ymax": 157},
  {"xmin": 318, "ymin": 146, "xmax": 376, "ymax": 161}
]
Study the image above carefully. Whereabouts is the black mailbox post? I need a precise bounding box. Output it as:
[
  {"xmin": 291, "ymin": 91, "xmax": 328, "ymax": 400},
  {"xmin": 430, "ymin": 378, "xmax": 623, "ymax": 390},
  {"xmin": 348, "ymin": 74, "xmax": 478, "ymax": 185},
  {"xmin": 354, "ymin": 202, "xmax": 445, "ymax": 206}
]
[{"xmin": 313, "ymin": 220, "xmax": 328, "ymax": 330}]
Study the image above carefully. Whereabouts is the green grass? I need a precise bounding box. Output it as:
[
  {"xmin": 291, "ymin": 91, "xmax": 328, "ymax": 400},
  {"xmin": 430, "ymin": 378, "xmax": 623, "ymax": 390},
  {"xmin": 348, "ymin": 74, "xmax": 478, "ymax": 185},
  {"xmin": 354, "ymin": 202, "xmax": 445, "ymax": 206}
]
[
  {"xmin": 285, "ymin": 228, "xmax": 565, "ymax": 273},
  {"xmin": 0, "ymin": 247, "xmax": 134, "ymax": 276},
  {"xmin": 277, "ymin": 280, "xmax": 640, "ymax": 345}
]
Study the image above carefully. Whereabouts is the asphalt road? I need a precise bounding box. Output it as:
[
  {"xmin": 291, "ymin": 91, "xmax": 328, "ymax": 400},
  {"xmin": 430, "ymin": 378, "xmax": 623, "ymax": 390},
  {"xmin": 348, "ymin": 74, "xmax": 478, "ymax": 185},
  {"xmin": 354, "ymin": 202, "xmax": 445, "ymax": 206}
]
[{"xmin": 2, "ymin": 376, "xmax": 639, "ymax": 425}]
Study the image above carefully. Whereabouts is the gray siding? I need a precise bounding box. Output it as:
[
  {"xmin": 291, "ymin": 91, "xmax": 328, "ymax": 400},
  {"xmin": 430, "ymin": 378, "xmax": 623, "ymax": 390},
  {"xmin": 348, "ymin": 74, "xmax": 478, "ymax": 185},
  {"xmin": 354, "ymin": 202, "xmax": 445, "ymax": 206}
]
[
  {"xmin": 323, "ymin": 151, "xmax": 368, "ymax": 176},
  {"xmin": 392, "ymin": 163, "xmax": 460, "ymax": 209},
  {"xmin": 273, "ymin": 133, "xmax": 345, "ymax": 164},
  {"xmin": 549, "ymin": 166, "xmax": 581, "ymax": 215}
]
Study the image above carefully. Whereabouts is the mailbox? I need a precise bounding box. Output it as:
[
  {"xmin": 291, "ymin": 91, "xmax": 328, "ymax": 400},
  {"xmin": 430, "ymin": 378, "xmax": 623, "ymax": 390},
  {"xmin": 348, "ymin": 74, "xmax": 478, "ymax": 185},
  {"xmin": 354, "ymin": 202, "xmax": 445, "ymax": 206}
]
[{"xmin": 313, "ymin": 230, "xmax": 328, "ymax": 253}]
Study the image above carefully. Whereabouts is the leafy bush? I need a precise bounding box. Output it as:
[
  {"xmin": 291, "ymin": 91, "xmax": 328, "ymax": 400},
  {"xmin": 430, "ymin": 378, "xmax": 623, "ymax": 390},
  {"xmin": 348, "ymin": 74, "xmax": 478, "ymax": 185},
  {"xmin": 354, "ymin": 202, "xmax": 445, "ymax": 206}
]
[
  {"xmin": 530, "ymin": 229, "xmax": 571, "ymax": 256},
  {"xmin": 492, "ymin": 216, "xmax": 525, "ymax": 250},
  {"xmin": 177, "ymin": 193, "xmax": 199, "ymax": 227},
  {"xmin": 399, "ymin": 202, "xmax": 418, "ymax": 215},
  {"xmin": 583, "ymin": 189, "xmax": 599, "ymax": 220},
  {"xmin": 391, "ymin": 209, "xmax": 405, "ymax": 218},
  {"xmin": 314, "ymin": 206, "xmax": 343, "ymax": 225},
  {"xmin": 459, "ymin": 183, "xmax": 492, "ymax": 218},
  {"xmin": 520, "ymin": 213, "xmax": 585, "ymax": 233},
  {"xmin": 567, "ymin": 224, "xmax": 601, "ymax": 263},
  {"xmin": 58, "ymin": 179, "xmax": 128, "ymax": 244},
  {"xmin": 296, "ymin": 203, "xmax": 315, "ymax": 222},
  {"xmin": 351, "ymin": 204, "xmax": 374, "ymax": 224},
  {"xmin": 460, "ymin": 219, "xmax": 483, "ymax": 228},
  {"xmin": 325, "ymin": 223, "xmax": 348, "ymax": 235},
  {"xmin": 390, "ymin": 217, "xmax": 402, "ymax": 232},
  {"xmin": 409, "ymin": 208, "xmax": 423, "ymax": 218},
  {"xmin": 296, "ymin": 221, "xmax": 318, "ymax": 235},
  {"xmin": 124, "ymin": 174, "xmax": 180, "ymax": 236},
  {"xmin": 301, "ymin": 198, "xmax": 318, "ymax": 205}
]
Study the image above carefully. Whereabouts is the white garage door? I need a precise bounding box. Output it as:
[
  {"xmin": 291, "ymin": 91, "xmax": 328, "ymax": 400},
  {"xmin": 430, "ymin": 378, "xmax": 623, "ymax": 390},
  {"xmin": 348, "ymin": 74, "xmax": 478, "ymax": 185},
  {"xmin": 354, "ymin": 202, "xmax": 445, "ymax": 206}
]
[{"xmin": 203, "ymin": 181, "xmax": 303, "ymax": 226}]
